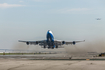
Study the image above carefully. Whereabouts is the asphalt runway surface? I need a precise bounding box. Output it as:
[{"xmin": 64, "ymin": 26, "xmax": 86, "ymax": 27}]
[
  {"xmin": 0, "ymin": 58, "xmax": 105, "ymax": 70},
  {"xmin": 0, "ymin": 53, "xmax": 105, "ymax": 60},
  {"xmin": 0, "ymin": 54, "xmax": 105, "ymax": 70}
]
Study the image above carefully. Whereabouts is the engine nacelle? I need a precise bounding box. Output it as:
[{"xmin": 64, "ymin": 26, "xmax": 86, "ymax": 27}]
[
  {"xmin": 62, "ymin": 41, "xmax": 65, "ymax": 44},
  {"xmin": 26, "ymin": 42, "xmax": 29, "ymax": 45},
  {"xmin": 73, "ymin": 41, "xmax": 76, "ymax": 45},
  {"xmin": 36, "ymin": 41, "xmax": 38, "ymax": 44}
]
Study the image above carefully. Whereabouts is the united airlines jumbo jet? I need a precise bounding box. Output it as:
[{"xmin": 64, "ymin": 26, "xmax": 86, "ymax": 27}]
[{"xmin": 19, "ymin": 30, "xmax": 85, "ymax": 49}]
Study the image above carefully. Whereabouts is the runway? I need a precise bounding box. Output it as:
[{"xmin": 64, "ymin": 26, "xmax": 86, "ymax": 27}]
[
  {"xmin": 0, "ymin": 54, "xmax": 105, "ymax": 60},
  {"xmin": 0, "ymin": 53, "xmax": 105, "ymax": 70},
  {"xmin": 0, "ymin": 58, "xmax": 105, "ymax": 70}
]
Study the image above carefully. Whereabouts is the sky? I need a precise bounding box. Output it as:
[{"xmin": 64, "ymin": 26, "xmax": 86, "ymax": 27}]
[{"xmin": 0, "ymin": 0, "xmax": 105, "ymax": 49}]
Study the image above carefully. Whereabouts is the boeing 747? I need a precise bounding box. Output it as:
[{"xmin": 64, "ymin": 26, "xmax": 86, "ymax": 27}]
[{"xmin": 19, "ymin": 30, "xmax": 85, "ymax": 49}]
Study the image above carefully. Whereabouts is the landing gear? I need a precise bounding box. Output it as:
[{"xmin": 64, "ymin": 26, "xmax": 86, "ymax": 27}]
[
  {"xmin": 44, "ymin": 46, "xmax": 46, "ymax": 49},
  {"xmin": 48, "ymin": 46, "xmax": 50, "ymax": 49},
  {"xmin": 48, "ymin": 46, "xmax": 54, "ymax": 49},
  {"xmin": 56, "ymin": 45, "xmax": 58, "ymax": 48},
  {"xmin": 52, "ymin": 47, "xmax": 54, "ymax": 49}
]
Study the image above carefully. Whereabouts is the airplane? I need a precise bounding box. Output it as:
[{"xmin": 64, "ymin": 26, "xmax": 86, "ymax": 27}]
[
  {"xmin": 96, "ymin": 18, "xmax": 101, "ymax": 20},
  {"xmin": 19, "ymin": 30, "xmax": 85, "ymax": 49}
]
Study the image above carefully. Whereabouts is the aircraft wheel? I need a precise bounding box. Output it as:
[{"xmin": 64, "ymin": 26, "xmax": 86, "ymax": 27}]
[
  {"xmin": 52, "ymin": 47, "xmax": 54, "ymax": 49},
  {"xmin": 56, "ymin": 45, "xmax": 58, "ymax": 48},
  {"xmin": 44, "ymin": 46, "xmax": 46, "ymax": 49},
  {"xmin": 48, "ymin": 47, "xmax": 50, "ymax": 49}
]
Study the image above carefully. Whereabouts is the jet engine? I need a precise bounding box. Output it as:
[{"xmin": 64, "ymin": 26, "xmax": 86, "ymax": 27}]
[
  {"xmin": 36, "ymin": 41, "xmax": 38, "ymax": 44},
  {"xmin": 73, "ymin": 41, "xmax": 76, "ymax": 45},
  {"xmin": 62, "ymin": 41, "xmax": 65, "ymax": 44},
  {"xmin": 26, "ymin": 42, "xmax": 29, "ymax": 45}
]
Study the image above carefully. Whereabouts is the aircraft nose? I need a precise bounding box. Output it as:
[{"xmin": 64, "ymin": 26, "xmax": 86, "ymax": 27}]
[
  {"xmin": 47, "ymin": 30, "xmax": 53, "ymax": 35},
  {"xmin": 48, "ymin": 30, "xmax": 50, "ymax": 32}
]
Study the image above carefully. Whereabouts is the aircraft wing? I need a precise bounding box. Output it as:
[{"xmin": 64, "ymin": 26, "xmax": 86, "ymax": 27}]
[
  {"xmin": 54, "ymin": 40, "xmax": 85, "ymax": 45},
  {"xmin": 18, "ymin": 40, "xmax": 46, "ymax": 45}
]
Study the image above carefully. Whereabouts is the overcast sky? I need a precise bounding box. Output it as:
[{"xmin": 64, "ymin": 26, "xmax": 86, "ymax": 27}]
[{"xmin": 0, "ymin": 0, "xmax": 105, "ymax": 49}]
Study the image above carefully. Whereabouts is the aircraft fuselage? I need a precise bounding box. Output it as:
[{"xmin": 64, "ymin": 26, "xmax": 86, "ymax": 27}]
[{"xmin": 46, "ymin": 30, "xmax": 55, "ymax": 48}]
